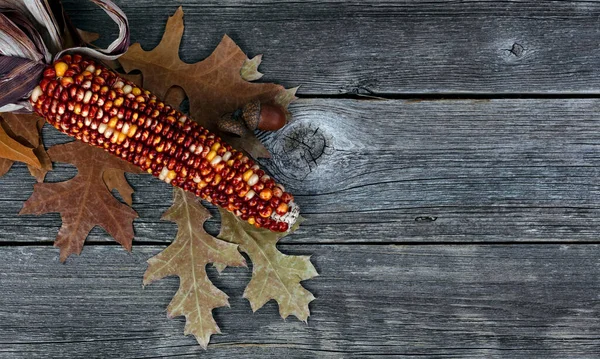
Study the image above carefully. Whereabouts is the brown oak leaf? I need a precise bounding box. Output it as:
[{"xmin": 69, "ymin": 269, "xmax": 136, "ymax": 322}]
[
  {"xmin": 0, "ymin": 113, "xmax": 52, "ymax": 181},
  {"xmin": 20, "ymin": 141, "xmax": 141, "ymax": 262},
  {"xmin": 103, "ymin": 169, "xmax": 136, "ymax": 206},
  {"xmin": 0, "ymin": 117, "xmax": 41, "ymax": 170},
  {"xmin": 0, "ymin": 158, "xmax": 13, "ymax": 177},
  {"xmin": 218, "ymin": 209, "xmax": 318, "ymax": 322},
  {"xmin": 119, "ymin": 7, "xmax": 293, "ymax": 158},
  {"xmin": 144, "ymin": 188, "xmax": 246, "ymax": 348}
]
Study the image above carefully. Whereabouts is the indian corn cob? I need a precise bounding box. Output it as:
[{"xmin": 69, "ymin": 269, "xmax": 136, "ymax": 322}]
[{"xmin": 29, "ymin": 54, "xmax": 299, "ymax": 232}]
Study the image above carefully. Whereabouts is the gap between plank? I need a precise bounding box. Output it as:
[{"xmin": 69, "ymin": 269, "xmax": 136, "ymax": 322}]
[
  {"xmin": 1, "ymin": 240, "xmax": 600, "ymax": 247},
  {"xmin": 299, "ymin": 93, "xmax": 600, "ymax": 101}
]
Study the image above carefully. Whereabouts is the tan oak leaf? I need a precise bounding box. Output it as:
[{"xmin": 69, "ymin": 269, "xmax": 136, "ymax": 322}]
[
  {"xmin": 218, "ymin": 208, "xmax": 317, "ymax": 322},
  {"xmin": 144, "ymin": 188, "xmax": 246, "ymax": 348}
]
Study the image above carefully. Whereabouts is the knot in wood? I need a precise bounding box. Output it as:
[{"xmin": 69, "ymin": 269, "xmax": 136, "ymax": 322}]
[{"xmin": 271, "ymin": 122, "xmax": 331, "ymax": 181}]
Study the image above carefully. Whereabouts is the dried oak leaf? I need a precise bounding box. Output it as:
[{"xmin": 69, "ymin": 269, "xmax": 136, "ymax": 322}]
[
  {"xmin": 103, "ymin": 168, "xmax": 135, "ymax": 206},
  {"xmin": 20, "ymin": 141, "xmax": 141, "ymax": 262},
  {"xmin": 0, "ymin": 158, "xmax": 13, "ymax": 177},
  {"xmin": 0, "ymin": 115, "xmax": 42, "ymax": 171},
  {"xmin": 0, "ymin": 112, "xmax": 52, "ymax": 182},
  {"xmin": 218, "ymin": 208, "xmax": 318, "ymax": 322},
  {"xmin": 144, "ymin": 188, "xmax": 246, "ymax": 349},
  {"xmin": 119, "ymin": 7, "xmax": 293, "ymax": 158}
]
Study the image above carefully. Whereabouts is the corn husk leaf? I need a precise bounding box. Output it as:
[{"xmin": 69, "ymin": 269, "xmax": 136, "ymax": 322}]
[{"xmin": 57, "ymin": 0, "xmax": 129, "ymax": 61}]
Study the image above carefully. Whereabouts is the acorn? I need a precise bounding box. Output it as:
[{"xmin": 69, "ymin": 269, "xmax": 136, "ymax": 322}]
[
  {"xmin": 242, "ymin": 100, "xmax": 287, "ymax": 131},
  {"xmin": 218, "ymin": 100, "xmax": 287, "ymax": 137}
]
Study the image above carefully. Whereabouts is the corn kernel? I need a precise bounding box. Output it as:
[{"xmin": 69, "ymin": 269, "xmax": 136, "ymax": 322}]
[
  {"xmin": 245, "ymin": 190, "xmax": 256, "ymax": 200},
  {"xmin": 248, "ymin": 174, "xmax": 259, "ymax": 186},
  {"xmin": 83, "ymin": 90, "xmax": 93, "ymax": 104},
  {"xmin": 242, "ymin": 170, "xmax": 254, "ymax": 182},
  {"xmin": 54, "ymin": 62, "xmax": 68, "ymax": 77},
  {"xmin": 159, "ymin": 167, "xmax": 169, "ymax": 181},
  {"xmin": 210, "ymin": 155, "xmax": 222, "ymax": 167},
  {"xmin": 30, "ymin": 86, "xmax": 42, "ymax": 102},
  {"xmin": 276, "ymin": 202, "xmax": 289, "ymax": 216},
  {"xmin": 108, "ymin": 116, "xmax": 118, "ymax": 128},
  {"xmin": 167, "ymin": 170, "xmax": 177, "ymax": 180},
  {"xmin": 110, "ymin": 131, "xmax": 120, "ymax": 143},
  {"xmin": 260, "ymin": 189, "xmax": 273, "ymax": 201},
  {"xmin": 127, "ymin": 124, "xmax": 137, "ymax": 137},
  {"xmin": 132, "ymin": 87, "xmax": 142, "ymax": 96},
  {"xmin": 211, "ymin": 142, "xmax": 221, "ymax": 151},
  {"xmin": 206, "ymin": 150, "xmax": 217, "ymax": 161},
  {"xmin": 114, "ymin": 97, "xmax": 124, "ymax": 107},
  {"xmin": 104, "ymin": 127, "xmax": 114, "ymax": 139}
]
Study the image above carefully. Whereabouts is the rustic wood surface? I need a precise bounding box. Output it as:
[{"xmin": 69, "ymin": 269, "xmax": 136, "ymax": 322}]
[{"xmin": 2, "ymin": 0, "xmax": 600, "ymax": 357}]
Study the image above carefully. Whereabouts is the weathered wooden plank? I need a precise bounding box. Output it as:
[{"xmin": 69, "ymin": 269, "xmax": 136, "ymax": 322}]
[
  {"xmin": 0, "ymin": 244, "xmax": 599, "ymax": 358},
  {"xmin": 3, "ymin": 99, "xmax": 600, "ymax": 244},
  {"xmin": 62, "ymin": 0, "xmax": 600, "ymax": 95}
]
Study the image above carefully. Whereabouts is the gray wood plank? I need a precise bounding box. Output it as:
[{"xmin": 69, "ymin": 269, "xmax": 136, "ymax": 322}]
[
  {"xmin": 4, "ymin": 99, "xmax": 600, "ymax": 244},
  {"xmin": 62, "ymin": 0, "xmax": 600, "ymax": 95},
  {"xmin": 1, "ymin": 244, "xmax": 599, "ymax": 358}
]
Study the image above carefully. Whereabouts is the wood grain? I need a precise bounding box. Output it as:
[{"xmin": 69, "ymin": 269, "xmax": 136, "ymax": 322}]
[
  {"xmin": 62, "ymin": 0, "xmax": 600, "ymax": 95},
  {"xmin": 4, "ymin": 99, "xmax": 600, "ymax": 244},
  {"xmin": 1, "ymin": 245, "xmax": 599, "ymax": 358}
]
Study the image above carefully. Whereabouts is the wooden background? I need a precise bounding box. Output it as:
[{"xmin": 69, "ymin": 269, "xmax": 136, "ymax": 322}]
[{"xmin": 2, "ymin": 0, "xmax": 600, "ymax": 357}]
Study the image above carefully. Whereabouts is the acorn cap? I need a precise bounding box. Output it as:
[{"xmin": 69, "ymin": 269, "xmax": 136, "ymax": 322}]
[
  {"xmin": 217, "ymin": 113, "xmax": 251, "ymax": 137},
  {"xmin": 242, "ymin": 100, "xmax": 261, "ymax": 130}
]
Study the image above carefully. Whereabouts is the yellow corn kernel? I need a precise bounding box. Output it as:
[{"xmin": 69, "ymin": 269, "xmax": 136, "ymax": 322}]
[
  {"xmin": 197, "ymin": 180, "xmax": 208, "ymax": 189},
  {"xmin": 132, "ymin": 87, "xmax": 142, "ymax": 96},
  {"xmin": 242, "ymin": 169, "xmax": 254, "ymax": 182},
  {"xmin": 167, "ymin": 170, "xmax": 177, "ymax": 180},
  {"xmin": 247, "ymin": 217, "xmax": 256, "ymax": 225},
  {"xmin": 54, "ymin": 62, "xmax": 68, "ymax": 77},
  {"xmin": 114, "ymin": 97, "xmax": 124, "ymax": 107},
  {"xmin": 211, "ymin": 142, "xmax": 221, "ymax": 151},
  {"xmin": 117, "ymin": 132, "xmax": 127, "ymax": 144},
  {"xmin": 108, "ymin": 116, "xmax": 118, "ymax": 128},
  {"xmin": 206, "ymin": 150, "xmax": 217, "ymax": 161},
  {"xmin": 127, "ymin": 124, "xmax": 137, "ymax": 137}
]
